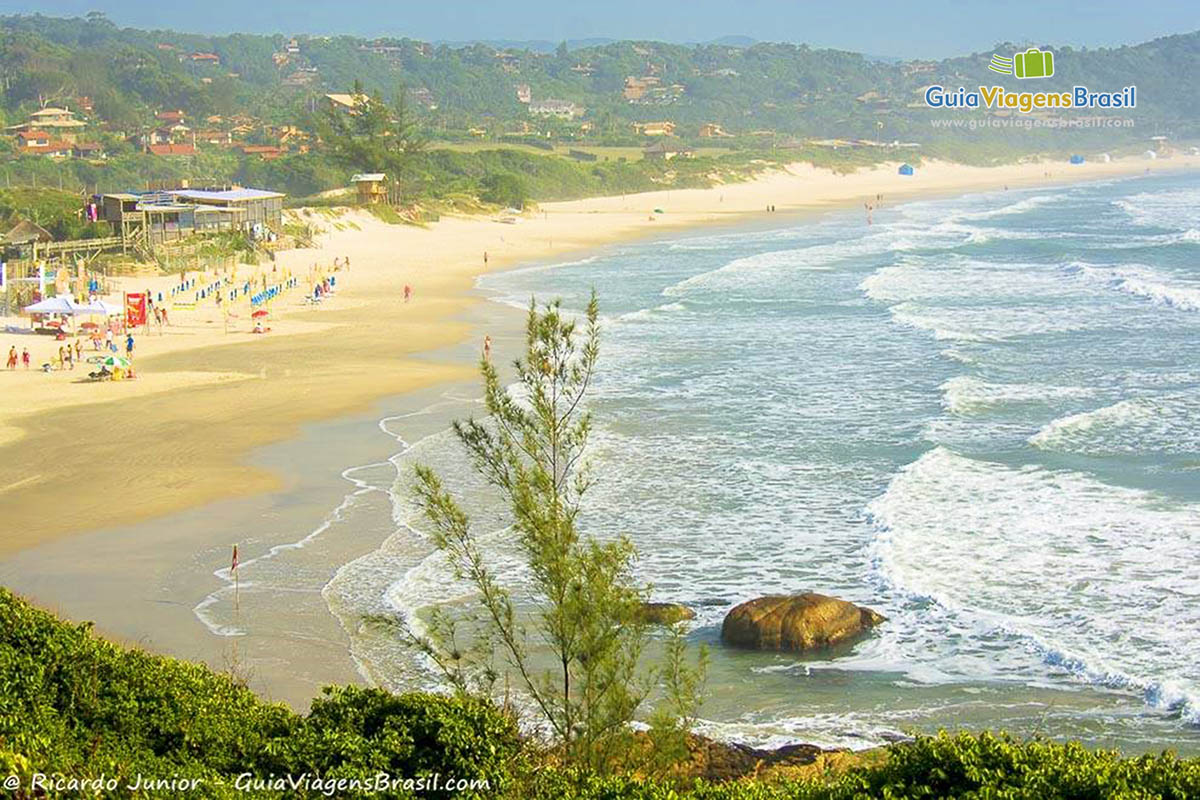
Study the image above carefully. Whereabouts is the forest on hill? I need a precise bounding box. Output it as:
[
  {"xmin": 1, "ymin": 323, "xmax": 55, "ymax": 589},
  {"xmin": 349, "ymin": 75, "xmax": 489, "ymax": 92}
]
[{"xmin": 0, "ymin": 12, "xmax": 1196, "ymax": 201}]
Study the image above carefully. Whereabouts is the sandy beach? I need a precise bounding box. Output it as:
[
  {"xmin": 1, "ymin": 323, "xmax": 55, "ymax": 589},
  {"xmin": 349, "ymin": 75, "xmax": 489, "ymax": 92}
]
[{"xmin": 1, "ymin": 155, "xmax": 1195, "ymax": 559}]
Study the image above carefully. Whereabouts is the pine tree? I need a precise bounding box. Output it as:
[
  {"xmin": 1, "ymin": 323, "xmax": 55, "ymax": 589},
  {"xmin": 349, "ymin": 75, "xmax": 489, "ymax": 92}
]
[{"xmin": 411, "ymin": 292, "xmax": 705, "ymax": 774}]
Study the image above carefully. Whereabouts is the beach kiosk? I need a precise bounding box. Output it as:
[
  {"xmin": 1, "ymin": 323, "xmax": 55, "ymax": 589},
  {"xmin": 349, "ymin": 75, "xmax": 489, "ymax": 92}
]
[
  {"xmin": 352, "ymin": 173, "xmax": 388, "ymax": 205},
  {"xmin": 1069, "ymin": 154, "xmax": 1085, "ymax": 165},
  {"xmin": 898, "ymin": 164, "xmax": 915, "ymax": 176}
]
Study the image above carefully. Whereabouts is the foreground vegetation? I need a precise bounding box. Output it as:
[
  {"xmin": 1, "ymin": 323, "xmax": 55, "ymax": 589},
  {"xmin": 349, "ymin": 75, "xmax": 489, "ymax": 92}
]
[{"xmin": 2, "ymin": 587, "xmax": 1199, "ymax": 798}]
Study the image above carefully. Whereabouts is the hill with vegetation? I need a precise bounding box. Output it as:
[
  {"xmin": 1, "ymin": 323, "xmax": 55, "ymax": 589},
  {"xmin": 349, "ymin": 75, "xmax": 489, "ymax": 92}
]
[{"xmin": 0, "ymin": 13, "xmax": 1196, "ymax": 207}]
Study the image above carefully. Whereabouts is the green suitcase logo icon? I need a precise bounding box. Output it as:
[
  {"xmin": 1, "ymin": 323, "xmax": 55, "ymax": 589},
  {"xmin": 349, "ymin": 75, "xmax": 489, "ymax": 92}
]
[{"xmin": 1014, "ymin": 48, "xmax": 1054, "ymax": 79}]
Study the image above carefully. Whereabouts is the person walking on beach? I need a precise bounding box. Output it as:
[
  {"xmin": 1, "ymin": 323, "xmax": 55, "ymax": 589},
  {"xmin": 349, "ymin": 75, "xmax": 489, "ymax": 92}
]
[
  {"xmin": 74, "ymin": 340, "xmax": 81, "ymax": 362},
  {"xmin": 6, "ymin": 346, "xmax": 16, "ymax": 370},
  {"xmin": 403, "ymin": 284, "xmax": 412, "ymax": 302},
  {"xmin": 56, "ymin": 346, "xmax": 65, "ymax": 371},
  {"xmin": 483, "ymin": 251, "xmax": 488, "ymax": 265},
  {"xmin": 483, "ymin": 335, "xmax": 492, "ymax": 361},
  {"xmin": 21, "ymin": 348, "xmax": 30, "ymax": 370},
  {"xmin": 125, "ymin": 333, "xmax": 135, "ymax": 357},
  {"xmin": 64, "ymin": 346, "xmax": 74, "ymax": 370}
]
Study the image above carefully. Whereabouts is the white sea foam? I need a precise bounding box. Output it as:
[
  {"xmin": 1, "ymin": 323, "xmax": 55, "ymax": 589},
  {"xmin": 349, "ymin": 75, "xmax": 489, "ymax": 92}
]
[
  {"xmin": 869, "ymin": 447, "xmax": 1200, "ymax": 725},
  {"xmin": 1063, "ymin": 262, "xmax": 1200, "ymax": 312},
  {"xmin": 664, "ymin": 229, "xmax": 915, "ymax": 297},
  {"xmin": 1113, "ymin": 188, "xmax": 1200, "ymax": 231},
  {"xmin": 950, "ymin": 193, "xmax": 1065, "ymax": 222},
  {"xmin": 940, "ymin": 376, "xmax": 1093, "ymax": 415},
  {"xmin": 1030, "ymin": 390, "xmax": 1200, "ymax": 455},
  {"xmin": 888, "ymin": 301, "xmax": 1099, "ymax": 342},
  {"xmin": 616, "ymin": 302, "xmax": 687, "ymax": 322}
]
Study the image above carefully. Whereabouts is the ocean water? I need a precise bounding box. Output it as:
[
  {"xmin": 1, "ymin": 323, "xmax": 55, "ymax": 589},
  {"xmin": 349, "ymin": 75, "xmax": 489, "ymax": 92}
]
[{"xmin": 216, "ymin": 172, "xmax": 1200, "ymax": 752}]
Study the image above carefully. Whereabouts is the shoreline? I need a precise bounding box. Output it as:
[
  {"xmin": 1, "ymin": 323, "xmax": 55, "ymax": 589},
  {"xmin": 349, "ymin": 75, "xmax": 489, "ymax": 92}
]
[
  {"xmin": 0, "ymin": 156, "xmax": 1197, "ymax": 734},
  {"xmin": 2, "ymin": 156, "xmax": 1194, "ymax": 559}
]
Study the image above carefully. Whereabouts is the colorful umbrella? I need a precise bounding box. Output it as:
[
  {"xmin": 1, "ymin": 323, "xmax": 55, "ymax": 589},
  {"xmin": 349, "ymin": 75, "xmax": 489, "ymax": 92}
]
[
  {"xmin": 252, "ymin": 310, "xmax": 270, "ymax": 318},
  {"xmin": 93, "ymin": 355, "xmax": 131, "ymax": 369}
]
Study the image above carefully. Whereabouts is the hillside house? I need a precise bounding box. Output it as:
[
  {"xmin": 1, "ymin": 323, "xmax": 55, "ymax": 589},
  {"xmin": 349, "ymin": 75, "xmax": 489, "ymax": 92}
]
[
  {"xmin": 699, "ymin": 123, "xmax": 733, "ymax": 138},
  {"xmin": 623, "ymin": 76, "xmax": 660, "ymax": 101},
  {"xmin": 144, "ymin": 123, "xmax": 191, "ymax": 146},
  {"xmin": 283, "ymin": 68, "xmax": 319, "ymax": 86},
  {"xmin": 72, "ymin": 142, "xmax": 106, "ymax": 160},
  {"xmin": 643, "ymin": 140, "xmax": 693, "ymax": 160},
  {"xmin": 632, "ymin": 121, "xmax": 675, "ymax": 136},
  {"xmin": 189, "ymin": 52, "xmax": 221, "ymax": 64},
  {"xmin": 6, "ymin": 107, "xmax": 87, "ymax": 144},
  {"xmin": 326, "ymin": 93, "xmax": 369, "ymax": 115},
  {"xmin": 196, "ymin": 129, "xmax": 234, "ymax": 146},
  {"xmin": 515, "ymin": 84, "xmax": 532, "ymax": 104},
  {"xmin": 15, "ymin": 130, "xmax": 53, "ymax": 151},
  {"xmin": 147, "ymin": 143, "xmax": 196, "ymax": 157},
  {"xmin": 528, "ymin": 100, "xmax": 581, "ymax": 119},
  {"xmin": 241, "ymin": 145, "xmax": 285, "ymax": 160}
]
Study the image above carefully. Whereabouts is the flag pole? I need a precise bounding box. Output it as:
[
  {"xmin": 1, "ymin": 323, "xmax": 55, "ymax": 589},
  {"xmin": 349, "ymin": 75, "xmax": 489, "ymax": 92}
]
[{"xmin": 231, "ymin": 544, "xmax": 240, "ymax": 612}]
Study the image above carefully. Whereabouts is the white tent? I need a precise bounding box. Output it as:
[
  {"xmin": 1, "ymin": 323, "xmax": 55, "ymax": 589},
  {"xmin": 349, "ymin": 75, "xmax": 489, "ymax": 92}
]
[
  {"xmin": 81, "ymin": 300, "xmax": 122, "ymax": 316},
  {"xmin": 24, "ymin": 295, "xmax": 89, "ymax": 315}
]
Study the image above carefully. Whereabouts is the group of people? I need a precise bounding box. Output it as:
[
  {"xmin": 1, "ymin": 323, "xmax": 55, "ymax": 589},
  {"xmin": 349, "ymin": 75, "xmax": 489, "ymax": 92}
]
[
  {"xmin": 308, "ymin": 255, "xmax": 351, "ymax": 304},
  {"xmin": 6, "ymin": 330, "xmax": 133, "ymax": 374},
  {"xmin": 6, "ymin": 346, "xmax": 29, "ymax": 370}
]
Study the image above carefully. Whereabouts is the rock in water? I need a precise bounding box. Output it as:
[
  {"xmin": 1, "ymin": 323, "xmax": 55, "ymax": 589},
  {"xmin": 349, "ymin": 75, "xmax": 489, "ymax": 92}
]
[
  {"xmin": 638, "ymin": 602, "xmax": 697, "ymax": 625},
  {"xmin": 721, "ymin": 593, "xmax": 885, "ymax": 652}
]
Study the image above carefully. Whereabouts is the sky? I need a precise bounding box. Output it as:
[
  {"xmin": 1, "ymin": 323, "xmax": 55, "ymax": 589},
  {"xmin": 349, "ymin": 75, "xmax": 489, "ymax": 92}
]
[{"xmin": 3, "ymin": 0, "xmax": 1199, "ymax": 59}]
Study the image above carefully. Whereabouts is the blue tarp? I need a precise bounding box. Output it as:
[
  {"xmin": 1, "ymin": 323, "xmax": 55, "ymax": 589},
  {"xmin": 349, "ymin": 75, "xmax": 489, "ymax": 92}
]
[
  {"xmin": 1070, "ymin": 154, "xmax": 1085, "ymax": 164},
  {"xmin": 898, "ymin": 164, "xmax": 914, "ymax": 175}
]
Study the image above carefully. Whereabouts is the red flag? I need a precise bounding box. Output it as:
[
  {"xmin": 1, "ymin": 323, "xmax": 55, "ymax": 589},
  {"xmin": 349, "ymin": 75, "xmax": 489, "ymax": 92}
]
[
  {"xmin": 124, "ymin": 292, "xmax": 147, "ymax": 328},
  {"xmin": 231, "ymin": 544, "xmax": 239, "ymax": 574}
]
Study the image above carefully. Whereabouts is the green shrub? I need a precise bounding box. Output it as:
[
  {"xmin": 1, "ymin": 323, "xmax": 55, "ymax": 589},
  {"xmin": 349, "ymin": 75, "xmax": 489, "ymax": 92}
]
[
  {"xmin": 478, "ymin": 172, "xmax": 528, "ymax": 209},
  {"xmin": 282, "ymin": 687, "xmax": 519, "ymax": 798},
  {"xmin": 0, "ymin": 587, "xmax": 520, "ymax": 798}
]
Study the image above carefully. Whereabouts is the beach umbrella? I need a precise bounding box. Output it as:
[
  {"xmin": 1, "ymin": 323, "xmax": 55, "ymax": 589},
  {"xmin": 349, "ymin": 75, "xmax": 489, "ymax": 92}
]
[
  {"xmin": 93, "ymin": 355, "xmax": 132, "ymax": 369},
  {"xmin": 252, "ymin": 309, "xmax": 270, "ymax": 318},
  {"xmin": 79, "ymin": 321, "xmax": 99, "ymax": 330}
]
